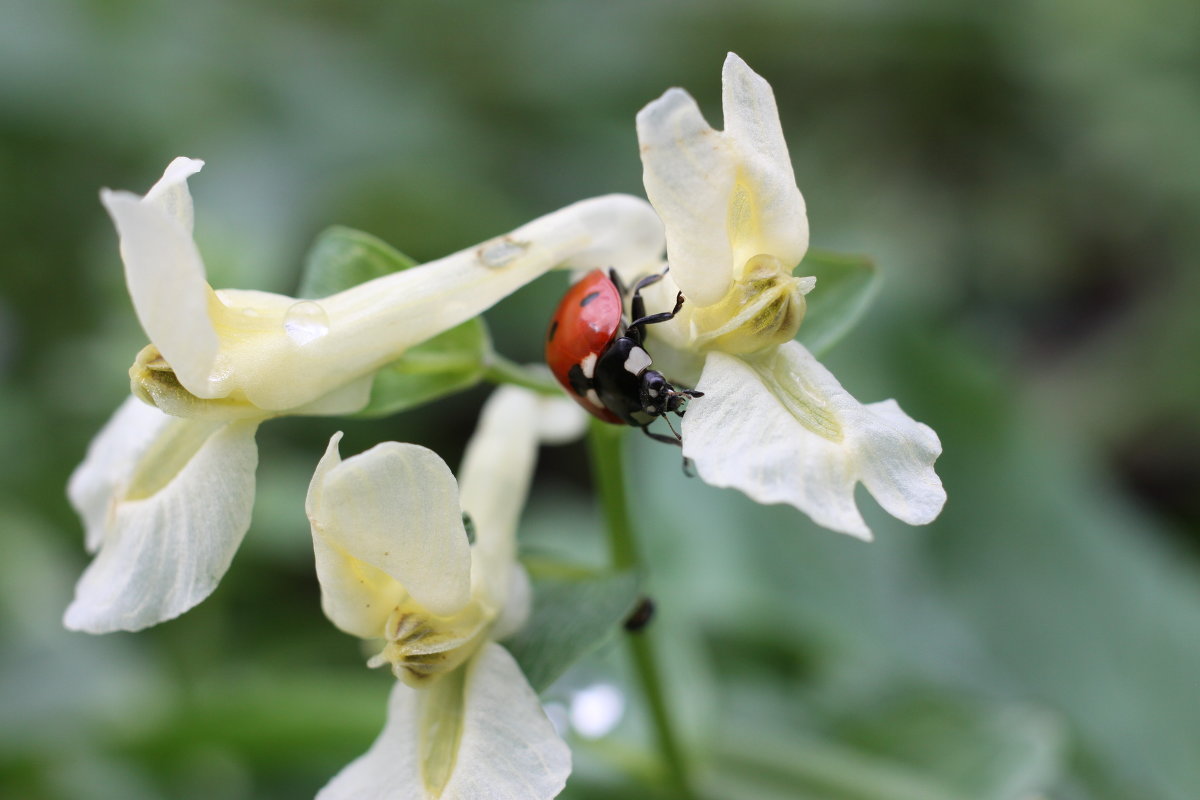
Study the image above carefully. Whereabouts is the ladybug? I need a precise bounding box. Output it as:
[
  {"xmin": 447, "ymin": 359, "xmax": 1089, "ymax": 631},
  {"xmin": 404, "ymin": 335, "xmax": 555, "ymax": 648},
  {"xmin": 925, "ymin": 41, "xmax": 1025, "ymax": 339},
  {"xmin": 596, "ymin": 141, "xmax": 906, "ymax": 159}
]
[{"xmin": 546, "ymin": 268, "xmax": 702, "ymax": 445}]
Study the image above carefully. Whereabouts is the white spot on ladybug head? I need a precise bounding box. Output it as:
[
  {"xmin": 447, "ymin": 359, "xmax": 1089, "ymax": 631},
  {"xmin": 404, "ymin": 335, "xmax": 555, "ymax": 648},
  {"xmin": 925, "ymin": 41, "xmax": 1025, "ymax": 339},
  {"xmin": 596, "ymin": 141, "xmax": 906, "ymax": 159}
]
[
  {"xmin": 580, "ymin": 352, "xmax": 598, "ymax": 379},
  {"xmin": 585, "ymin": 388, "xmax": 602, "ymax": 407},
  {"xmin": 624, "ymin": 346, "xmax": 652, "ymax": 376}
]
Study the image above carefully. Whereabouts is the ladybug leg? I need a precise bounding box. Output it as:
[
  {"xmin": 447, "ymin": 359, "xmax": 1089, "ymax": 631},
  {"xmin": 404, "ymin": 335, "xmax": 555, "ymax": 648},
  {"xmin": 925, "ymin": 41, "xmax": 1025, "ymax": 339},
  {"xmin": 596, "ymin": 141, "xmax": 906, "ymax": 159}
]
[
  {"xmin": 640, "ymin": 425, "xmax": 682, "ymax": 447},
  {"xmin": 628, "ymin": 269, "xmax": 668, "ymax": 322},
  {"xmin": 608, "ymin": 268, "xmax": 628, "ymax": 298},
  {"xmin": 628, "ymin": 292, "xmax": 685, "ymax": 342}
]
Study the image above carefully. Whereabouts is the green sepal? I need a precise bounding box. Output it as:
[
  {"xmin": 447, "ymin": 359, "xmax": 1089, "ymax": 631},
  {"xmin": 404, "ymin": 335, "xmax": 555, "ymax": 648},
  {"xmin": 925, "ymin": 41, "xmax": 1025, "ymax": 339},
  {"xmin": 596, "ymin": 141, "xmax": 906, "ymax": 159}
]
[
  {"xmin": 354, "ymin": 317, "xmax": 491, "ymax": 418},
  {"xmin": 796, "ymin": 249, "xmax": 880, "ymax": 357},
  {"xmin": 298, "ymin": 226, "xmax": 492, "ymax": 417},
  {"xmin": 298, "ymin": 226, "xmax": 419, "ymax": 299},
  {"xmin": 503, "ymin": 558, "xmax": 641, "ymax": 694}
]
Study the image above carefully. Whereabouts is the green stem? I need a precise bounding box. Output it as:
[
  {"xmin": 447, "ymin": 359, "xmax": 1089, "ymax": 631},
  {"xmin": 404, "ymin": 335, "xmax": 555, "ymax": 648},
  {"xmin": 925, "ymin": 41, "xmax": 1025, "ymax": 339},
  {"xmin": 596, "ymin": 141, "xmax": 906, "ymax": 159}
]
[
  {"xmin": 482, "ymin": 353, "xmax": 562, "ymax": 395},
  {"xmin": 587, "ymin": 419, "xmax": 695, "ymax": 799}
]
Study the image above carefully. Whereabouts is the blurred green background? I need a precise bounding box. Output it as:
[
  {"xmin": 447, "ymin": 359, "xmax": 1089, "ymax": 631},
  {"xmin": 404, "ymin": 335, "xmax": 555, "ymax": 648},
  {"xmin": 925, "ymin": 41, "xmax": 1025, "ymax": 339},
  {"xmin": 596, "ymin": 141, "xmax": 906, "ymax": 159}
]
[{"xmin": 2, "ymin": 1, "xmax": 1198, "ymax": 798}]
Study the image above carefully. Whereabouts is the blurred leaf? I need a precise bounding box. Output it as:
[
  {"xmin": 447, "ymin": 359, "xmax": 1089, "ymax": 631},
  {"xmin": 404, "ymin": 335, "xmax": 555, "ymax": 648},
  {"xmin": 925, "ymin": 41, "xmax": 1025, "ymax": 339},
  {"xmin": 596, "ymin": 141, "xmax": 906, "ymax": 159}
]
[
  {"xmin": 796, "ymin": 250, "xmax": 879, "ymax": 356},
  {"xmin": 712, "ymin": 690, "xmax": 1062, "ymax": 800},
  {"xmin": 829, "ymin": 691, "xmax": 1063, "ymax": 800},
  {"xmin": 714, "ymin": 731, "xmax": 963, "ymax": 800},
  {"xmin": 298, "ymin": 226, "xmax": 492, "ymax": 417},
  {"xmin": 126, "ymin": 669, "xmax": 386, "ymax": 764},
  {"xmin": 892, "ymin": 333, "xmax": 1200, "ymax": 800},
  {"xmin": 504, "ymin": 560, "xmax": 640, "ymax": 693},
  {"xmin": 297, "ymin": 226, "xmax": 418, "ymax": 299}
]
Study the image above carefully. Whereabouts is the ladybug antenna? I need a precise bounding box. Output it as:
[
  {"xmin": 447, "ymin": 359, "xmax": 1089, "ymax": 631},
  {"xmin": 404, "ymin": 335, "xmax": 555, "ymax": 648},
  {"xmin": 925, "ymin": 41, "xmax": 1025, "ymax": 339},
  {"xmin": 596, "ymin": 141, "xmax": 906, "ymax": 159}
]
[{"xmin": 661, "ymin": 412, "xmax": 683, "ymax": 443}]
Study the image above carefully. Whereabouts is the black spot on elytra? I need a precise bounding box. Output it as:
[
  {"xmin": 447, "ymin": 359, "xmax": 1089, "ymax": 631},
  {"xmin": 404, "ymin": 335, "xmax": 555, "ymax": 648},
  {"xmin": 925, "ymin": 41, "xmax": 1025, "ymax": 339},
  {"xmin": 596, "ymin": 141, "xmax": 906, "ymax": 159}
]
[
  {"xmin": 580, "ymin": 291, "xmax": 601, "ymax": 307},
  {"xmin": 547, "ymin": 319, "xmax": 558, "ymax": 342},
  {"xmin": 567, "ymin": 363, "xmax": 591, "ymax": 396}
]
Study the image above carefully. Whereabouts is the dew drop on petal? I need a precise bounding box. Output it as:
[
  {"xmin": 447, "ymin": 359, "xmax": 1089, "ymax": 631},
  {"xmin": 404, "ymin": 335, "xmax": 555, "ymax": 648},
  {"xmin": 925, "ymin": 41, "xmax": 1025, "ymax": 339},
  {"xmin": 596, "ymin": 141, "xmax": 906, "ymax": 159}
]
[
  {"xmin": 284, "ymin": 300, "xmax": 330, "ymax": 346},
  {"xmin": 208, "ymin": 353, "xmax": 235, "ymax": 384},
  {"xmin": 569, "ymin": 683, "xmax": 625, "ymax": 739}
]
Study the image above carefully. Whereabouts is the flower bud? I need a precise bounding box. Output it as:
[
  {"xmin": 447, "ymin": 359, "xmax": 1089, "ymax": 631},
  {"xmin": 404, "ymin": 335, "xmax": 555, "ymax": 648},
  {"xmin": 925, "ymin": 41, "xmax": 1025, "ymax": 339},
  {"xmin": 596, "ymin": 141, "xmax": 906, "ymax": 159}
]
[{"xmin": 129, "ymin": 344, "xmax": 265, "ymax": 421}]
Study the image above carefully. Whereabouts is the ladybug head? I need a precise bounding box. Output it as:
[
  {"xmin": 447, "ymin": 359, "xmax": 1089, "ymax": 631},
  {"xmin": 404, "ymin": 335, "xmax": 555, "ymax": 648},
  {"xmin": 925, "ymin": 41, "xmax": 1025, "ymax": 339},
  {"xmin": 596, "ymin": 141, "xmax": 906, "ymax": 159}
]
[
  {"xmin": 639, "ymin": 370, "xmax": 703, "ymax": 418},
  {"xmin": 639, "ymin": 370, "xmax": 671, "ymax": 417}
]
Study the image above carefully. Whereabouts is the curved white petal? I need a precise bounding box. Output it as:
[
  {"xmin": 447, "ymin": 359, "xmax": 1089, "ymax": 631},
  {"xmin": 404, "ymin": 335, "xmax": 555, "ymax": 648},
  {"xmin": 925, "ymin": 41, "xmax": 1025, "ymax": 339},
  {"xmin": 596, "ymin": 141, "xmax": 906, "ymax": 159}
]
[
  {"xmin": 67, "ymin": 396, "xmax": 175, "ymax": 553},
  {"xmin": 318, "ymin": 643, "xmax": 569, "ymax": 800},
  {"xmin": 304, "ymin": 433, "xmax": 401, "ymax": 639},
  {"xmin": 142, "ymin": 156, "xmax": 204, "ymax": 233},
  {"xmin": 63, "ymin": 417, "xmax": 259, "ymax": 633},
  {"xmin": 101, "ymin": 175, "xmax": 220, "ymax": 400},
  {"xmin": 637, "ymin": 87, "xmax": 737, "ymax": 307},
  {"xmin": 457, "ymin": 387, "xmax": 540, "ymax": 608},
  {"xmin": 307, "ymin": 435, "xmax": 472, "ymax": 620},
  {"xmin": 721, "ymin": 53, "xmax": 808, "ymax": 270},
  {"xmin": 683, "ymin": 344, "xmax": 945, "ymax": 539},
  {"xmin": 489, "ymin": 564, "xmax": 533, "ymax": 642},
  {"xmin": 534, "ymin": 393, "xmax": 589, "ymax": 446},
  {"xmin": 555, "ymin": 193, "xmax": 665, "ymax": 276}
]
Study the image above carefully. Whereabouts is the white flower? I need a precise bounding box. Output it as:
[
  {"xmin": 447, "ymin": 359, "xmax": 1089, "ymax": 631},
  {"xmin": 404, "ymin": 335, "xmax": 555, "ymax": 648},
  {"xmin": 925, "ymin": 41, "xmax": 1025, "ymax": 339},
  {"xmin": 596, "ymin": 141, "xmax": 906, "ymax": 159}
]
[
  {"xmin": 635, "ymin": 53, "xmax": 945, "ymax": 539},
  {"xmin": 63, "ymin": 397, "xmax": 258, "ymax": 632},
  {"xmin": 307, "ymin": 386, "xmax": 581, "ymax": 799},
  {"xmin": 66, "ymin": 158, "xmax": 663, "ymax": 633},
  {"xmin": 108, "ymin": 158, "xmax": 664, "ymax": 418}
]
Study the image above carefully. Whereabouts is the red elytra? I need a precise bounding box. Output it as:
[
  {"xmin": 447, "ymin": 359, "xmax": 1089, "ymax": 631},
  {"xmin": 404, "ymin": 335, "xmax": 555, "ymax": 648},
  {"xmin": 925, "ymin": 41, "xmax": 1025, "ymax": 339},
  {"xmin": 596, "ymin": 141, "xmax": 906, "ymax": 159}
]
[
  {"xmin": 545, "ymin": 269, "xmax": 624, "ymax": 423},
  {"xmin": 545, "ymin": 268, "xmax": 703, "ymax": 449}
]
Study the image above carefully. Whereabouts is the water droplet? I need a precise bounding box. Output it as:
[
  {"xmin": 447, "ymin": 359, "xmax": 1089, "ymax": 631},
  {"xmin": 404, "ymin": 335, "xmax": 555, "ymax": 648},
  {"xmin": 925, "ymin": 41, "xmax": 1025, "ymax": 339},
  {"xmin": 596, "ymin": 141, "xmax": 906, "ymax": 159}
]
[
  {"xmin": 208, "ymin": 355, "xmax": 234, "ymax": 383},
  {"xmin": 284, "ymin": 300, "xmax": 330, "ymax": 346},
  {"xmin": 206, "ymin": 353, "xmax": 235, "ymax": 393},
  {"xmin": 479, "ymin": 237, "xmax": 528, "ymax": 268}
]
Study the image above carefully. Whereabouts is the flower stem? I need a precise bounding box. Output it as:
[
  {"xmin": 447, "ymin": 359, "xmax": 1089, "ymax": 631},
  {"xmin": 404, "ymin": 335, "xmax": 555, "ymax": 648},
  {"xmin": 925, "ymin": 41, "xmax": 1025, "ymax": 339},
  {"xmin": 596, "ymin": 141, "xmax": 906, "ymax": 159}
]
[
  {"xmin": 483, "ymin": 353, "xmax": 562, "ymax": 395},
  {"xmin": 587, "ymin": 419, "xmax": 695, "ymax": 799}
]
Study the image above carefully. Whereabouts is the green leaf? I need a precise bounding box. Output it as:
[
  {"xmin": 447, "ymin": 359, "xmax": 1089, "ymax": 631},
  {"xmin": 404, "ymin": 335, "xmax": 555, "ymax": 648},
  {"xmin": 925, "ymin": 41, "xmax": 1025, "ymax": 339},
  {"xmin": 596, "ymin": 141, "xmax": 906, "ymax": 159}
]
[
  {"xmin": 354, "ymin": 318, "xmax": 491, "ymax": 417},
  {"xmin": 796, "ymin": 249, "xmax": 880, "ymax": 357},
  {"xmin": 297, "ymin": 226, "xmax": 418, "ymax": 299},
  {"xmin": 297, "ymin": 226, "xmax": 492, "ymax": 417},
  {"xmin": 503, "ymin": 559, "xmax": 641, "ymax": 694}
]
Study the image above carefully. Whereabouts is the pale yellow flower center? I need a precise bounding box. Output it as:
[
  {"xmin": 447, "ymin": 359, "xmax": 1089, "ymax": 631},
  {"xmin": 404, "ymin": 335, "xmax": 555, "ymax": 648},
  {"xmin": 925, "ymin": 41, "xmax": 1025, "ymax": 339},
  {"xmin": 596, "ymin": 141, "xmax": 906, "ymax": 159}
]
[
  {"xmin": 367, "ymin": 598, "xmax": 492, "ymax": 688},
  {"xmin": 129, "ymin": 344, "xmax": 265, "ymax": 421},
  {"xmin": 688, "ymin": 254, "xmax": 811, "ymax": 355}
]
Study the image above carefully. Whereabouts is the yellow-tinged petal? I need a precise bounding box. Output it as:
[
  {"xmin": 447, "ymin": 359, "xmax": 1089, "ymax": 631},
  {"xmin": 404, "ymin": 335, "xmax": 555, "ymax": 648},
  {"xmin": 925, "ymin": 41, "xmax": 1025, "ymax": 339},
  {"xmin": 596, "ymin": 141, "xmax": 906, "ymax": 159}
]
[
  {"xmin": 637, "ymin": 87, "xmax": 737, "ymax": 307},
  {"xmin": 637, "ymin": 54, "xmax": 810, "ymax": 310},
  {"xmin": 682, "ymin": 344, "xmax": 945, "ymax": 539},
  {"xmin": 64, "ymin": 405, "xmax": 259, "ymax": 633},
  {"xmin": 101, "ymin": 181, "xmax": 222, "ymax": 401},
  {"xmin": 720, "ymin": 53, "xmax": 809, "ymax": 271},
  {"xmin": 317, "ymin": 642, "xmax": 569, "ymax": 800},
  {"xmin": 306, "ymin": 433, "xmax": 472, "ymax": 621}
]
